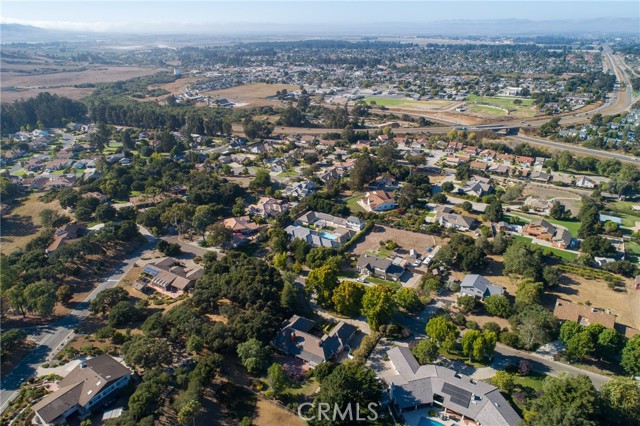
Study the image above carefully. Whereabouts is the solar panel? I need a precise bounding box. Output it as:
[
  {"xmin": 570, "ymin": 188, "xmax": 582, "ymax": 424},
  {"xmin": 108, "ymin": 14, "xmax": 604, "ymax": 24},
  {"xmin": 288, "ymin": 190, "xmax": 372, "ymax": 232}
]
[{"xmin": 442, "ymin": 382, "xmax": 472, "ymax": 408}]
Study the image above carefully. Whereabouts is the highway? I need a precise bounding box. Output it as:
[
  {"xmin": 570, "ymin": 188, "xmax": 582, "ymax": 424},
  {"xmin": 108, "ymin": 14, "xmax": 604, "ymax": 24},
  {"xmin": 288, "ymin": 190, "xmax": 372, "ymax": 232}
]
[{"xmin": 0, "ymin": 234, "xmax": 156, "ymax": 414}]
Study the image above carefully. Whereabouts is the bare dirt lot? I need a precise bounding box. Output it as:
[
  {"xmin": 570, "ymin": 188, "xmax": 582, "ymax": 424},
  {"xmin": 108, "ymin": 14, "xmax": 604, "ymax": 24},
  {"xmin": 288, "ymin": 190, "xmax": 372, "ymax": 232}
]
[
  {"xmin": 1, "ymin": 66, "xmax": 162, "ymax": 101},
  {"xmin": 0, "ymin": 193, "xmax": 71, "ymax": 255},
  {"xmin": 202, "ymin": 83, "xmax": 299, "ymax": 108},
  {"xmin": 351, "ymin": 225, "xmax": 441, "ymax": 256},
  {"xmin": 253, "ymin": 398, "xmax": 304, "ymax": 426},
  {"xmin": 522, "ymin": 183, "xmax": 584, "ymax": 213}
]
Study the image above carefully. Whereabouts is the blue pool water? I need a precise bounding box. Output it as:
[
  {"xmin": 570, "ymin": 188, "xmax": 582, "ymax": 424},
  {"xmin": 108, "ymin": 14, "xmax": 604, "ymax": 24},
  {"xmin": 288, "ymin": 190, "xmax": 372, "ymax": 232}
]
[
  {"xmin": 418, "ymin": 419, "xmax": 445, "ymax": 426},
  {"xmin": 320, "ymin": 232, "xmax": 338, "ymax": 240}
]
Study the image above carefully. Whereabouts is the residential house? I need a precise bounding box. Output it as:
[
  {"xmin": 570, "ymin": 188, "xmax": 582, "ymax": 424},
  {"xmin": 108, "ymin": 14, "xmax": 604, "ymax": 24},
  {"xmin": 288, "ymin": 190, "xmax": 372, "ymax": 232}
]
[
  {"xmin": 223, "ymin": 216, "xmax": 259, "ymax": 245},
  {"xmin": 530, "ymin": 171, "xmax": 551, "ymax": 182},
  {"xmin": 437, "ymin": 213, "xmax": 476, "ymax": 231},
  {"xmin": 44, "ymin": 176, "xmax": 77, "ymax": 190},
  {"xmin": 384, "ymin": 347, "xmax": 522, "ymax": 426},
  {"xmin": 488, "ymin": 163, "xmax": 510, "ymax": 175},
  {"xmin": 47, "ymin": 222, "xmax": 84, "ymax": 254},
  {"xmin": 283, "ymin": 180, "xmax": 316, "ymax": 199},
  {"xmin": 469, "ymin": 160, "xmax": 487, "ymax": 171},
  {"xmin": 285, "ymin": 211, "xmax": 363, "ymax": 248},
  {"xmin": 524, "ymin": 196, "xmax": 552, "ymax": 213},
  {"xmin": 357, "ymin": 254, "xmax": 405, "ymax": 281},
  {"xmin": 459, "ymin": 274, "xmax": 505, "ymax": 300},
  {"xmin": 138, "ymin": 258, "xmax": 203, "ymax": 296},
  {"xmin": 461, "ymin": 177, "xmax": 492, "ymax": 198},
  {"xmin": 553, "ymin": 299, "xmax": 616, "ymax": 329},
  {"xmin": 31, "ymin": 355, "xmax": 132, "ymax": 426},
  {"xmin": 296, "ymin": 211, "xmax": 364, "ymax": 232},
  {"xmin": 522, "ymin": 219, "xmax": 572, "ymax": 248},
  {"xmin": 359, "ymin": 191, "xmax": 397, "ymax": 212},
  {"xmin": 248, "ymin": 197, "xmax": 289, "ymax": 218},
  {"xmin": 575, "ymin": 176, "xmax": 597, "ymax": 189},
  {"xmin": 272, "ymin": 315, "xmax": 356, "ymax": 367}
]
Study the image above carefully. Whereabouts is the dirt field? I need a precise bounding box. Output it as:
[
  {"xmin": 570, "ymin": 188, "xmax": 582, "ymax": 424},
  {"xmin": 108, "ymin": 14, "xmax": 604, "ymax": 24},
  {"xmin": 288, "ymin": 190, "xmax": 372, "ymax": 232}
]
[
  {"xmin": 522, "ymin": 183, "xmax": 583, "ymax": 213},
  {"xmin": 351, "ymin": 225, "xmax": 441, "ymax": 256},
  {"xmin": 1, "ymin": 66, "xmax": 162, "ymax": 101},
  {"xmin": 253, "ymin": 398, "xmax": 304, "ymax": 426},
  {"xmin": 475, "ymin": 256, "xmax": 639, "ymax": 330},
  {"xmin": 202, "ymin": 83, "xmax": 299, "ymax": 108},
  {"xmin": 0, "ymin": 193, "xmax": 71, "ymax": 255}
]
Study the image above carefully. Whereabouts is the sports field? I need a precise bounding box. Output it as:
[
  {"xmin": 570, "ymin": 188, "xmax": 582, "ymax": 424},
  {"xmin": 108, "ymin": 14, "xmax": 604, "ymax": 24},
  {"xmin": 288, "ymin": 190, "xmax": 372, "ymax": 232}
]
[{"xmin": 365, "ymin": 97, "xmax": 455, "ymax": 110}]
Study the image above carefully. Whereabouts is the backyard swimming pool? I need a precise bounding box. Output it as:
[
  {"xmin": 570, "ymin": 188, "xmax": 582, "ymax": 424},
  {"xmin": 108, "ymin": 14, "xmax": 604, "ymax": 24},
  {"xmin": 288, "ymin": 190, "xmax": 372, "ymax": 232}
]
[
  {"xmin": 320, "ymin": 231, "xmax": 338, "ymax": 240},
  {"xmin": 418, "ymin": 419, "xmax": 446, "ymax": 426}
]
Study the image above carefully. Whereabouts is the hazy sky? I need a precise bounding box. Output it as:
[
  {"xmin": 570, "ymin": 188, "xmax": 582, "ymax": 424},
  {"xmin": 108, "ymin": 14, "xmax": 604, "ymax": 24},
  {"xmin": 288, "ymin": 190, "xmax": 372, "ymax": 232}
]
[{"xmin": 2, "ymin": 1, "xmax": 639, "ymax": 33}]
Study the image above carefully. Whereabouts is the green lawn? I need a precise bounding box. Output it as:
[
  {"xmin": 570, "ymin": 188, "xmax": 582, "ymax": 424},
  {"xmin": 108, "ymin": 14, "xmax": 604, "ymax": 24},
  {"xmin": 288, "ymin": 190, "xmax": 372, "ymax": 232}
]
[
  {"xmin": 365, "ymin": 276, "xmax": 401, "ymax": 290},
  {"xmin": 513, "ymin": 372, "xmax": 546, "ymax": 392},
  {"xmin": 10, "ymin": 169, "xmax": 26, "ymax": 177},
  {"xmin": 346, "ymin": 195, "xmax": 366, "ymax": 214},
  {"xmin": 627, "ymin": 241, "xmax": 640, "ymax": 255},
  {"xmin": 364, "ymin": 97, "xmax": 454, "ymax": 109},
  {"xmin": 278, "ymin": 169, "xmax": 297, "ymax": 177},
  {"xmin": 365, "ymin": 247, "xmax": 393, "ymax": 258},
  {"xmin": 512, "ymin": 235, "xmax": 579, "ymax": 260},
  {"xmin": 129, "ymin": 191, "xmax": 142, "ymax": 197}
]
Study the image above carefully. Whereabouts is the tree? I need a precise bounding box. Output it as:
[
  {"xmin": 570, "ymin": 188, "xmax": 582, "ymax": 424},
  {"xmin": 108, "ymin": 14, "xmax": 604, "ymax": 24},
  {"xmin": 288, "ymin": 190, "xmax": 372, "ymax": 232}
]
[
  {"xmin": 122, "ymin": 335, "xmax": 171, "ymax": 369},
  {"xmin": 483, "ymin": 199, "xmax": 503, "ymax": 223},
  {"xmin": 56, "ymin": 284, "xmax": 73, "ymax": 305},
  {"xmin": 577, "ymin": 195, "xmax": 601, "ymax": 238},
  {"xmin": 39, "ymin": 209, "xmax": 60, "ymax": 227},
  {"xmin": 95, "ymin": 204, "xmax": 117, "ymax": 222},
  {"xmin": 128, "ymin": 380, "xmax": 163, "ymax": 420},
  {"xmin": 411, "ymin": 339, "xmax": 439, "ymax": 365},
  {"xmin": 549, "ymin": 201, "xmax": 570, "ymax": 220},
  {"xmin": 431, "ymin": 192, "xmax": 448, "ymax": 204},
  {"xmin": 141, "ymin": 312, "xmax": 167, "ymax": 338},
  {"xmin": 395, "ymin": 288, "xmax": 422, "ymax": 313},
  {"xmin": 0, "ymin": 329, "xmax": 27, "ymax": 357},
  {"xmin": 205, "ymin": 222, "xmax": 232, "ymax": 247},
  {"xmin": 350, "ymin": 155, "xmax": 377, "ymax": 190},
  {"xmin": 306, "ymin": 263, "xmax": 339, "ymax": 307},
  {"xmin": 510, "ymin": 304, "xmax": 558, "ymax": 350},
  {"xmin": 23, "ymin": 281, "xmax": 57, "ymax": 317},
  {"xmin": 460, "ymin": 201, "xmax": 473, "ymax": 212},
  {"xmin": 90, "ymin": 287, "xmax": 129, "ymax": 315},
  {"xmin": 177, "ymin": 400, "xmax": 201, "ymax": 426},
  {"xmin": 237, "ymin": 338, "xmax": 270, "ymax": 375},
  {"xmin": 596, "ymin": 328, "xmax": 625, "ymax": 362},
  {"xmin": 503, "ymin": 240, "xmax": 543, "ymax": 281},
  {"xmin": 109, "ymin": 301, "xmax": 141, "ymax": 327},
  {"xmin": 621, "ymin": 335, "xmax": 640, "ymax": 376},
  {"xmin": 441, "ymin": 181, "xmax": 455, "ymax": 193},
  {"xmin": 580, "ymin": 235, "xmax": 615, "ymax": 258},
  {"xmin": 397, "ymin": 183, "xmax": 419, "ymax": 209},
  {"xmin": 515, "ymin": 279, "xmax": 544, "ymax": 306},
  {"xmin": 425, "ymin": 316, "xmax": 459, "ymax": 344},
  {"xmin": 249, "ymin": 169, "xmax": 271, "ymax": 192},
  {"xmin": 599, "ymin": 377, "xmax": 640, "ymax": 426},
  {"xmin": 491, "ymin": 371, "xmax": 515, "ymax": 393},
  {"xmin": 455, "ymin": 164, "xmax": 471, "ymax": 182},
  {"xmin": 559, "ymin": 320, "xmax": 582, "ymax": 344},
  {"xmin": 361, "ymin": 285, "xmax": 397, "ymax": 331},
  {"xmin": 309, "ymin": 363, "xmax": 382, "ymax": 426},
  {"xmin": 461, "ymin": 330, "xmax": 496, "ymax": 362},
  {"xmin": 192, "ymin": 205, "xmax": 221, "ymax": 240},
  {"xmin": 524, "ymin": 374, "xmax": 598, "ymax": 426},
  {"xmin": 331, "ymin": 281, "xmax": 365, "ymax": 316},
  {"xmin": 433, "ymin": 234, "xmax": 486, "ymax": 272},
  {"xmin": 565, "ymin": 330, "xmax": 595, "ymax": 361},
  {"xmin": 267, "ymin": 363, "xmax": 289, "ymax": 398},
  {"xmin": 483, "ymin": 294, "xmax": 512, "ymax": 318},
  {"xmin": 456, "ymin": 295, "xmax": 478, "ymax": 313}
]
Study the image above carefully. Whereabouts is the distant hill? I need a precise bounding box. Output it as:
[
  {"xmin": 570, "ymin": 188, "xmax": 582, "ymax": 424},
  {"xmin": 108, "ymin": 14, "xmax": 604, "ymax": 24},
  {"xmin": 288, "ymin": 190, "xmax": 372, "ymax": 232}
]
[{"xmin": 0, "ymin": 23, "xmax": 76, "ymax": 43}]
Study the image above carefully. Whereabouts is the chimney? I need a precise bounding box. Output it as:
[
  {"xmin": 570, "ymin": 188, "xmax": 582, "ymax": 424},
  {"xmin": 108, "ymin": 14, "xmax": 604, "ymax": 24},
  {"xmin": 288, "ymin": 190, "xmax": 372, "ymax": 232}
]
[
  {"xmin": 290, "ymin": 331, "xmax": 296, "ymax": 341},
  {"xmin": 317, "ymin": 340, "xmax": 322, "ymax": 347}
]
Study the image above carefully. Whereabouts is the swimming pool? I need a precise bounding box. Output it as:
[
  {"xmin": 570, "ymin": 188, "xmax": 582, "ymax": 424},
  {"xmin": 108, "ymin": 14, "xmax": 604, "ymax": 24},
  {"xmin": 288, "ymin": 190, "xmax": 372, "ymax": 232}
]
[
  {"xmin": 320, "ymin": 231, "xmax": 338, "ymax": 240},
  {"xmin": 418, "ymin": 419, "xmax": 446, "ymax": 426}
]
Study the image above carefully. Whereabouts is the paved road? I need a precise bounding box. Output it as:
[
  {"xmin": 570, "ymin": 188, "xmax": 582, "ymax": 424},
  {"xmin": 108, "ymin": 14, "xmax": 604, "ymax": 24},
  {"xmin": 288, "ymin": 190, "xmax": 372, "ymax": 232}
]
[{"xmin": 0, "ymin": 234, "xmax": 156, "ymax": 413}]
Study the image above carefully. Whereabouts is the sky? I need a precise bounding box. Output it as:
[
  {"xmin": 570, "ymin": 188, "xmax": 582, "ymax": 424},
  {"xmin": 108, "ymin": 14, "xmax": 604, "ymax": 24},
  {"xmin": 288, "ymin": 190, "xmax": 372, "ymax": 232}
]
[{"xmin": 1, "ymin": 1, "xmax": 639, "ymax": 33}]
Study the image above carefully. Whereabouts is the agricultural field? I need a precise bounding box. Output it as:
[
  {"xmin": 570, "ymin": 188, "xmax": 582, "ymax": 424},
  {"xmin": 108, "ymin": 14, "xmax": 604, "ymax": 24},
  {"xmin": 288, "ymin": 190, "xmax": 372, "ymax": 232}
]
[
  {"xmin": 465, "ymin": 94, "xmax": 537, "ymax": 118},
  {"xmin": 0, "ymin": 65, "xmax": 161, "ymax": 101},
  {"xmin": 365, "ymin": 97, "xmax": 456, "ymax": 111}
]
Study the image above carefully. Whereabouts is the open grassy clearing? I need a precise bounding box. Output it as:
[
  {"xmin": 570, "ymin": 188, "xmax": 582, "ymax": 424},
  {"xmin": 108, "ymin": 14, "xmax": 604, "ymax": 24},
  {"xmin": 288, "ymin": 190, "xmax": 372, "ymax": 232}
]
[
  {"xmin": 365, "ymin": 97, "xmax": 455, "ymax": 110},
  {"xmin": 345, "ymin": 194, "xmax": 366, "ymax": 213},
  {"xmin": 201, "ymin": 83, "xmax": 299, "ymax": 108},
  {"xmin": 365, "ymin": 276, "xmax": 401, "ymax": 290},
  {"xmin": 465, "ymin": 94, "xmax": 536, "ymax": 117}
]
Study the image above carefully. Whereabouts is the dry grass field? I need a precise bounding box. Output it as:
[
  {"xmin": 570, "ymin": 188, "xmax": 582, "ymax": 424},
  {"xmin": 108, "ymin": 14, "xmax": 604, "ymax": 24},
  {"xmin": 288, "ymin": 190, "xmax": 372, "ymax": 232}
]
[
  {"xmin": 0, "ymin": 193, "xmax": 71, "ymax": 254},
  {"xmin": 1, "ymin": 66, "xmax": 161, "ymax": 101},
  {"xmin": 351, "ymin": 225, "xmax": 442, "ymax": 256},
  {"xmin": 253, "ymin": 398, "xmax": 304, "ymax": 426},
  {"xmin": 202, "ymin": 83, "xmax": 299, "ymax": 107}
]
